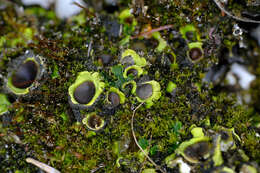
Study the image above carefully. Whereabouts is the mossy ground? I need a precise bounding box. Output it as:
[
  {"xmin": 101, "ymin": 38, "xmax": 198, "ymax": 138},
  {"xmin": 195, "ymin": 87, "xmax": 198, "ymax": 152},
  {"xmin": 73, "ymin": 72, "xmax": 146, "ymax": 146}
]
[{"xmin": 0, "ymin": 0, "xmax": 259, "ymax": 172}]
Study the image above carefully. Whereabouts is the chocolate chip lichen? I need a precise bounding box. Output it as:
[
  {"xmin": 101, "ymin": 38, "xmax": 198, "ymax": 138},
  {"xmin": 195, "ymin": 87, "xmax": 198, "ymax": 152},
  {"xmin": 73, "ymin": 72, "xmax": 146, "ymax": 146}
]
[
  {"xmin": 82, "ymin": 113, "xmax": 105, "ymax": 131},
  {"xmin": 73, "ymin": 81, "xmax": 96, "ymax": 104},
  {"xmin": 136, "ymin": 83, "xmax": 153, "ymax": 100},
  {"xmin": 176, "ymin": 127, "xmax": 211, "ymax": 163},
  {"xmin": 68, "ymin": 71, "xmax": 105, "ymax": 107},
  {"xmin": 123, "ymin": 65, "xmax": 144, "ymax": 78},
  {"xmin": 133, "ymin": 80, "xmax": 161, "ymax": 108},
  {"xmin": 108, "ymin": 92, "xmax": 120, "ymax": 107},
  {"xmin": 183, "ymin": 141, "xmax": 210, "ymax": 162},
  {"xmin": 0, "ymin": 93, "xmax": 11, "ymax": 115},
  {"xmin": 187, "ymin": 42, "xmax": 204, "ymax": 62},
  {"xmin": 11, "ymin": 60, "xmax": 38, "ymax": 89},
  {"xmin": 6, "ymin": 54, "xmax": 45, "ymax": 95},
  {"xmin": 106, "ymin": 87, "xmax": 125, "ymax": 108}
]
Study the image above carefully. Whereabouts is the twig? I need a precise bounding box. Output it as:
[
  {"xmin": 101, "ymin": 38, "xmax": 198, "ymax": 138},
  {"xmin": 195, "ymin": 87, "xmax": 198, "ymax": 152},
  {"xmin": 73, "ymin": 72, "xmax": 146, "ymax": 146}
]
[
  {"xmin": 26, "ymin": 158, "xmax": 60, "ymax": 173},
  {"xmin": 131, "ymin": 25, "xmax": 173, "ymax": 39},
  {"xmin": 213, "ymin": 0, "xmax": 260, "ymax": 23},
  {"xmin": 72, "ymin": 2, "xmax": 96, "ymax": 17},
  {"xmin": 131, "ymin": 103, "xmax": 166, "ymax": 173}
]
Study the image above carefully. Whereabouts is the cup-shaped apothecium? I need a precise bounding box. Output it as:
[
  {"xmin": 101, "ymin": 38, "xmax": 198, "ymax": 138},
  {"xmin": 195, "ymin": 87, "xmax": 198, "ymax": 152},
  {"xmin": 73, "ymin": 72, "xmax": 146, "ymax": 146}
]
[
  {"xmin": 82, "ymin": 113, "xmax": 105, "ymax": 132},
  {"xmin": 6, "ymin": 53, "xmax": 45, "ymax": 95},
  {"xmin": 68, "ymin": 71, "xmax": 105, "ymax": 108}
]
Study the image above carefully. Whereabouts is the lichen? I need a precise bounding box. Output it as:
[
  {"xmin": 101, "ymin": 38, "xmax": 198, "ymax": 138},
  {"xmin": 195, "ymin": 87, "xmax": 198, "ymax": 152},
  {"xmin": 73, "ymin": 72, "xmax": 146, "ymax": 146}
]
[
  {"xmin": 68, "ymin": 71, "xmax": 105, "ymax": 107},
  {"xmin": 0, "ymin": 93, "xmax": 11, "ymax": 115}
]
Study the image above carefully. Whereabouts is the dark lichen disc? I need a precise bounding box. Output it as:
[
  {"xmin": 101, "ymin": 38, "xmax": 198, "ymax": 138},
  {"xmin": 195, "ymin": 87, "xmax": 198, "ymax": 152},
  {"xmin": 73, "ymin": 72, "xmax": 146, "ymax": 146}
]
[
  {"xmin": 73, "ymin": 81, "xmax": 96, "ymax": 104},
  {"xmin": 189, "ymin": 47, "xmax": 203, "ymax": 61},
  {"xmin": 108, "ymin": 92, "xmax": 120, "ymax": 107},
  {"xmin": 11, "ymin": 60, "xmax": 38, "ymax": 89},
  {"xmin": 136, "ymin": 83, "xmax": 153, "ymax": 100},
  {"xmin": 184, "ymin": 141, "xmax": 210, "ymax": 161},
  {"xmin": 126, "ymin": 68, "xmax": 138, "ymax": 77},
  {"xmin": 87, "ymin": 114, "xmax": 103, "ymax": 130}
]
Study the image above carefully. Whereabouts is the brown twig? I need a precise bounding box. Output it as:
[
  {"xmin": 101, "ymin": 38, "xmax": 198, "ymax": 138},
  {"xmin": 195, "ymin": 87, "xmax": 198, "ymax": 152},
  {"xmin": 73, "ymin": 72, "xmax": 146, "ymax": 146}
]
[
  {"xmin": 72, "ymin": 2, "xmax": 96, "ymax": 17},
  {"xmin": 131, "ymin": 103, "xmax": 166, "ymax": 173},
  {"xmin": 131, "ymin": 25, "xmax": 173, "ymax": 39}
]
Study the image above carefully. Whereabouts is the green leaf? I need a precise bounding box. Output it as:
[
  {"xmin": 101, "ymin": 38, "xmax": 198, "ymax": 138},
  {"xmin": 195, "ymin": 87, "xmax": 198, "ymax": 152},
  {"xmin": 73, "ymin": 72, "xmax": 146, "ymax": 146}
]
[
  {"xmin": 100, "ymin": 71, "xmax": 115, "ymax": 86},
  {"xmin": 149, "ymin": 145, "xmax": 158, "ymax": 156},
  {"xmin": 111, "ymin": 65, "xmax": 133, "ymax": 88},
  {"xmin": 111, "ymin": 65, "xmax": 124, "ymax": 78}
]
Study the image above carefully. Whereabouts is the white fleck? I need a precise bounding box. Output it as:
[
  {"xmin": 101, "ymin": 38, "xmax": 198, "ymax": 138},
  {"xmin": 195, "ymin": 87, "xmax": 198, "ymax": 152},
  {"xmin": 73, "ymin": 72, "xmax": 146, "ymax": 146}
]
[
  {"xmin": 176, "ymin": 158, "xmax": 191, "ymax": 173},
  {"xmin": 196, "ymin": 16, "xmax": 201, "ymax": 22},
  {"xmin": 220, "ymin": 141, "xmax": 234, "ymax": 152},
  {"xmin": 186, "ymin": 17, "xmax": 190, "ymax": 23},
  {"xmin": 233, "ymin": 24, "xmax": 243, "ymax": 36},
  {"xmin": 55, "ymin": 0, "xmax": 85, "ymax": 19},
  {"xmin": 230, "ymin": 63, "xmax": 255, "ymax": 90},
  {"xmin": 22, "ymin": 0, "xmax": 85, "ymax": 19},
  {"xmin": 239, "ymin": 38, "xmax": 247, "ymax": 48},
  {"xmin": 226, "ymin": 71, "xmax": 237, "ymax": 86}
]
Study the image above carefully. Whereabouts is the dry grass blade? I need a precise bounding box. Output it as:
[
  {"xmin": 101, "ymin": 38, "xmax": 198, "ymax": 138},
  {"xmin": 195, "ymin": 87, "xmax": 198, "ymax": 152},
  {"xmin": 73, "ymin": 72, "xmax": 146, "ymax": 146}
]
[
  {"xmin": 131, "ymin": 103, "xmax": 166, "ymax": 173},
  {"xmin": 26, "ymin": 158, "xmax": 60, "ymax": 173},
  {"xmin": 213, "ymin": 0, "xmax": 260, "ymax": 23},
  {"xmin": 72, "ymin": 2, "xmax": 96, "ymax": 17},
  {"xmin": 131, "ymin": 25, "xmax": 173, "ymax": 39}
]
